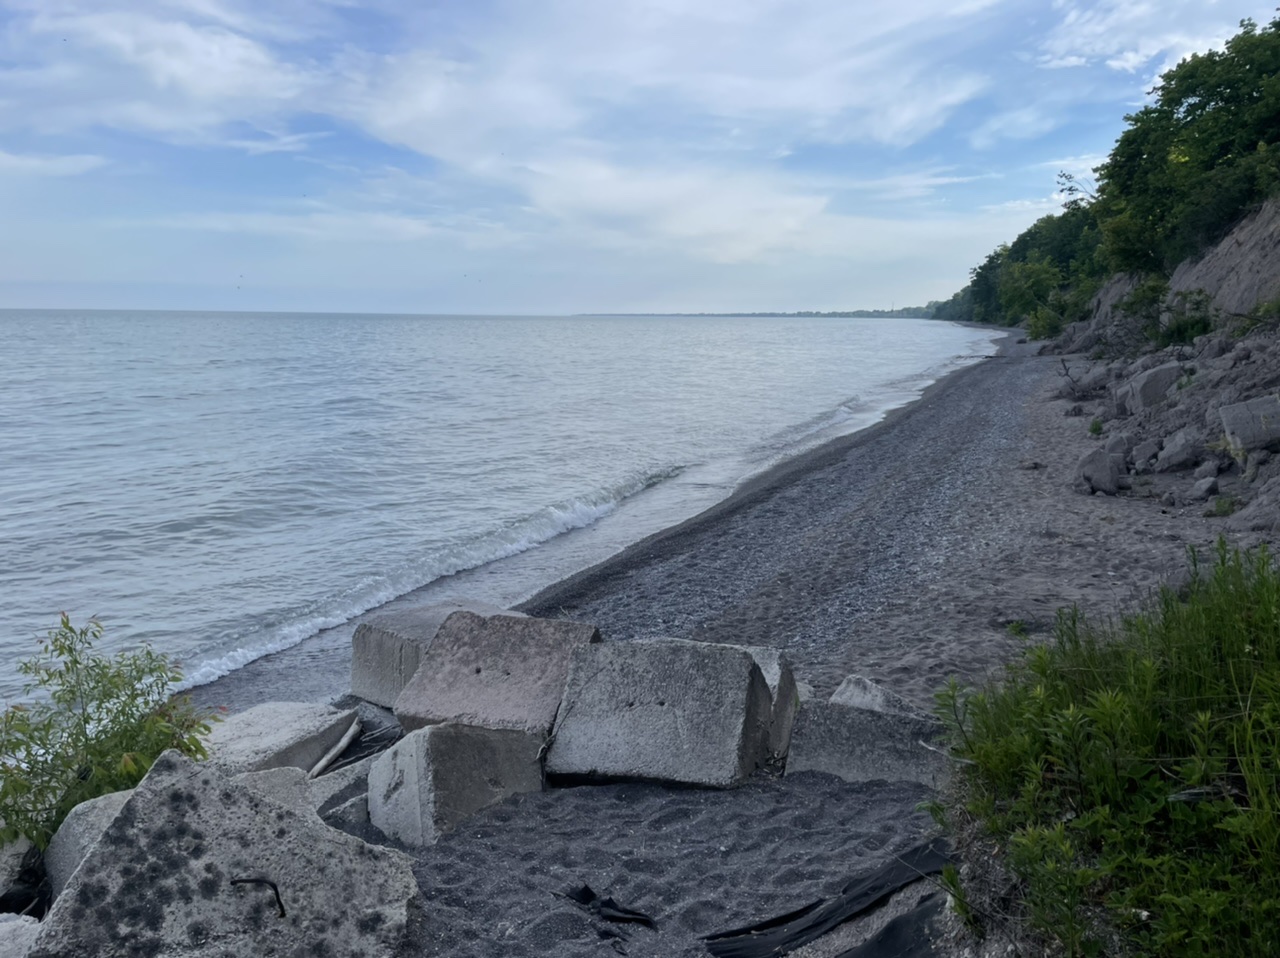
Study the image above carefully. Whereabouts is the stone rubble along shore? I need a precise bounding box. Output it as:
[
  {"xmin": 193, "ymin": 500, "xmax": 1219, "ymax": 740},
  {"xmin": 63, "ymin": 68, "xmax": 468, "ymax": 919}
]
[{"xmin": 0, "ymin": 607, "xmax": 943, "ymax": 958}]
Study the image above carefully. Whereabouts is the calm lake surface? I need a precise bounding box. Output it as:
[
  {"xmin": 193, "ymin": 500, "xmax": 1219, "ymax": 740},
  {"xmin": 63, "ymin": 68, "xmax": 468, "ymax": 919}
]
[{"xmin": 0, "ymin": 311, "xmax": 999, "ymax": 700}]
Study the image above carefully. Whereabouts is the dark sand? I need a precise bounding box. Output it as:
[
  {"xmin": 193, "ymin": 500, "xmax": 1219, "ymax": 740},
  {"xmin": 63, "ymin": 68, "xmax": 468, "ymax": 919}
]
[{"xmin": 196, "ymin": 338, "xmax": 1249, "ymax": 956}]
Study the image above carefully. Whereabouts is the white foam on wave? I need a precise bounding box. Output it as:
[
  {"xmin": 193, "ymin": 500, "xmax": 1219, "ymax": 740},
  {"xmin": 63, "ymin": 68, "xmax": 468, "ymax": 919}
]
[{"xmin": 177, "ymin": 463, "xmax": 685, "ymax": 690}]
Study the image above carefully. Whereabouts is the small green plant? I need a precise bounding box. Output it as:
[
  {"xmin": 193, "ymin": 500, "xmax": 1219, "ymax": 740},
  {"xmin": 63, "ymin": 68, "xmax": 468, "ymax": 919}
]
[
  {"xmin": 0, "ymin": 615, "xmax": 217, "ymax": 849},
  {"xmin": 1088, "ymin": 417, "xmax": 1103, "ymax": 437},
  {"xmin": 938, "ymin": 542, "xmax": 1280, "ymax": 956},
  {"xmin": 1206, "ymin": 495, "xmax": 1241, "ymax": 518},
  {"xmin": 1006, "ymin": 619, "xmax": 1030, "ymax": 638}
]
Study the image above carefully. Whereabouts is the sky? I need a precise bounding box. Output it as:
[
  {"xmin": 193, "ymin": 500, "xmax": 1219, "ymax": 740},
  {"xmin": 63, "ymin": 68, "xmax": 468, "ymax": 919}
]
[{"xmin": 0, "ymin": 0, "xmax": 1274, "ymax": 315}]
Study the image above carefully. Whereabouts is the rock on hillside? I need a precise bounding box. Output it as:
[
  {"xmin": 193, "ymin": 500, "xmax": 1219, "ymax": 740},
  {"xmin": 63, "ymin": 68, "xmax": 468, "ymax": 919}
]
[{"xmin": 1058, "ymin": 198, "xmax": 1280, "ymax": 356}]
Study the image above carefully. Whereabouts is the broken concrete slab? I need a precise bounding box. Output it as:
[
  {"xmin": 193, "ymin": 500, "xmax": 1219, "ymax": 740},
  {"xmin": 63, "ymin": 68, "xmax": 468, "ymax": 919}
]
[
  {"xmin": 735, "ymin": 646, "xmax": 799, "ymax": 759},
  {"xmin": 393, "ymin": 612, "xmax": 600, "ymax": 736},
  {"xmin": 1220, "ymin": 395, "xmax": 1280, "ymax": 457},
  {"xmin": 204, "ymin": 701, "xmax": 358, "ymax": 774},
  {"xmin": 235, "ymin": 767, "xmax": 318, "ymax": 822},
  {"xmin": 546, "ymin": 638, "xmax": 772, "ymax": 788},
  {"xmin": 830, "ymin": 675, "xmax": 929, "ymax": 719},
  {"xmin": 368, "ymin": 724, "xmax": 542, "ymax": 848},
  {"xmin": 0, "ymin": 914, "xmax": 40, "ymax": 958},
  {"xmin": 351, "ymin": 601, "xmax": 523, "ymax": 708},
  {"xmin": 44, "ymin": 790, "xmax": 132, "ymax": 901},
  {"xmin": 785, "ymin": 701, "xmax": 948, "ymax": 789},
  {"xmin": 28, "ymin": 751, "xmax": 419, "ymax": 958}
]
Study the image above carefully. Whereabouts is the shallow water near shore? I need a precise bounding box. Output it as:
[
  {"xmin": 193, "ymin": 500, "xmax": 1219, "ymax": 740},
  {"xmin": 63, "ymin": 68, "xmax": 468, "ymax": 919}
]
[{"xmin": 0, "ymin": 310, "xmax": 998, "ymax": 702}]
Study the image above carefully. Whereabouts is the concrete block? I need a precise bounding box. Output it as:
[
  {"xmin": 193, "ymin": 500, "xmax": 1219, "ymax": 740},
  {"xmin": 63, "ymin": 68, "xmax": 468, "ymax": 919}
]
[
  {"xmin": 728, "ymin": 645, "xmax": 799, "ymax": 758},
  {"xmin": 546, "ymin": 638, "xmax": 772, "ymax": 787},
  {"xmin": 0, "ymin": 914, "xmax": 40, "ymax": 958},
  {"xmin": 394, "ymin": 612, "xmax": 600, "ymax": 736},
  {"xmin": 1220, "ymin": 396, "xmax": 1280, "ymax": 456},
  {"xmin": 351, "ymin": 601, "xmax": 522, "ymax": 708},
  {"xmin": 235, "ymin": 767, "xmax": 319, "ymax": 821},
  {"xmin": 44, "ymin": 789, "xmax": 132, "ymax": 900},
  {"xmin": 368, "ymin": 724, "xmax": 542, "ymax": 847},
  {"xmin": 785, "ymin": 701, "xmax": 948, "ymax": 789},
  {"xmin": 205, "ymin": 701, "xmax": 358, "ymax": 773},
  {"xmin": 1131, "ymin": 438, "xmax": 1162, "ymax": 470},
  {"xmin": 28, "ymin": 751, "xmax": 419, "ymax": 958},
  {"xmin": 1075, "ymin": 447, "xmax": 1121, "ymax": 495}
]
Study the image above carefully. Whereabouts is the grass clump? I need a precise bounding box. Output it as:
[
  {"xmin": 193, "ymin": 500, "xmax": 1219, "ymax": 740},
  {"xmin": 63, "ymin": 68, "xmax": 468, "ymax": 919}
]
[
  {"xmin": 937, "ymin": 541, "xmax": 1280, "ymax": 956},
  {"xmin": 0, "ymin": 615, "xmax": 217, "ymax": 849}
]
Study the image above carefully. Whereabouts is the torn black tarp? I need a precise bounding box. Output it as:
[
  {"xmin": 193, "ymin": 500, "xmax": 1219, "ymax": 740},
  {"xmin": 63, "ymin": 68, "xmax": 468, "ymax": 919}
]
[
  {"xmin": 560, "ymin": 884, "xmax": 659, "ymax": 931},
  {"xmin": 832, "ymin": 893, "xmax": 947, "ymax": 958},
  {"xmin": 701, "ymin": 837, "xmax": 950, "ymax": 958}
]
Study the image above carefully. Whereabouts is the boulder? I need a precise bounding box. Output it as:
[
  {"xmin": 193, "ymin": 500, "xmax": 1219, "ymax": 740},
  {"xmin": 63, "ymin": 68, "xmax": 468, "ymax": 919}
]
[
  {"xmin": 368, "ymin": 724, "xmax": 542, "ymax": 848},
  {"xmin": 1131, "ymin": 438, "xmax": 1163, "ymax": 472},
  {"xmin": 1075, "ymin": 448, "xmax": 1122, "ymax": 495},
  {"xmin": 1104, "ymin": 432, "xmax": 1135, "ymax": 458},
  {"xmin": 786, "ymin": 681, "xmax": 947, "ymax": 789},
  {"xmin": 1114, "ymin": 362, "xmax": 1183, "ymax": 416},
  {"xmin": 546, "ymin": 639, "xmax": 772, "ymax": 788},
  {"xmin": 394, "ymin": 613, "xmax": 600, "ymax": 736},
  {"xmin": 1191, "ymin": 477, "xmax": 1220, "ymax": 501},
  {"xmin": 44, "ymin": 790, "xmax": 132, "ymax": 900},
  {"xmin": 1194, "ymin": 459, "xmax": 1221, "ymax": 480},
  {"xmin": 1155, "ymin": 428, "xmax": 1203, "ymax": 473},
  {"xmin": 204, "ymin": 701, "xmax": 358, "ymax": 774},
  {"xmin": 0, "ymin": 914, "xmax": 40, "ymax": 958},
  {"xmin": 28, "ymin": 751, "xmax": 419, "ymax": 958},
  {"xmin": 1219, "ymin": 396, "xmax": 1280, "ymax": 458},
  {"xmin": 351, "ymin": 601, "xmax": 523, "ymax": 708}
]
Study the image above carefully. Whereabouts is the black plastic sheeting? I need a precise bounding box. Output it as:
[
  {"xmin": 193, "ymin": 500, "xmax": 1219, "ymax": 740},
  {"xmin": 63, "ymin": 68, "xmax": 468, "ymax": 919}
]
[
  {"xmin": 561, "ymin": 883, "xmax": 660, "ymax": 934},
  {"xmin": 833, "ymin": 893, "xmax": 947, "ymax": 958},
  {"xmin": 701, "ymin": 837, "xmax": 950, "ymax": 958}
]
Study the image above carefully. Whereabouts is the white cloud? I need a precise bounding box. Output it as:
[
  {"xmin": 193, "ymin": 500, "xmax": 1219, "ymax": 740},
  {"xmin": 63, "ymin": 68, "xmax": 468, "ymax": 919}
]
[
  {"xmin": 0, "ymin": 149, "xmax": 105, "ymax": 175},
  {"xmin": 1039, "ymin": 0, "xmax": 1273, "ymax": 79},
  {"xmin": 970, "ymin": 107, "xmax": 1059, "ymax": 150}
]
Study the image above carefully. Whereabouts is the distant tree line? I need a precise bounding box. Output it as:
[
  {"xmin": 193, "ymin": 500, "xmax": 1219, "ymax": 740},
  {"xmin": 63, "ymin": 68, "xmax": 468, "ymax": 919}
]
[{"xmin": 928, "ymin": 17, "xmax": 1280, "ymax": 338}]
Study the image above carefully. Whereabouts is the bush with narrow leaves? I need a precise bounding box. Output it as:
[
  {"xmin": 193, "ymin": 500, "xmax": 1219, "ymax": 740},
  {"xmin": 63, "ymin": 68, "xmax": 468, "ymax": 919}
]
[{"xmin": 0, "ymin": 615, "xmax": 216, "ymax": 849}]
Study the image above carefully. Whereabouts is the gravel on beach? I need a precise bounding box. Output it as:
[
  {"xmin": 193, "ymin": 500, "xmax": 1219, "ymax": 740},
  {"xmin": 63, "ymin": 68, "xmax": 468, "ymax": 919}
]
[{"xmin": 197, "ymin": 339, "xmax": 1249, "ymax": 957}]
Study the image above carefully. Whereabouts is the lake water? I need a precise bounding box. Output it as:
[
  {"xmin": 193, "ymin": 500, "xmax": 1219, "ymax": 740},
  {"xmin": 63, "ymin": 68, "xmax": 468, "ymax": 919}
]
[{"xmin": 0, "ymin": 311, "xmax": 999, "ymax": 701}]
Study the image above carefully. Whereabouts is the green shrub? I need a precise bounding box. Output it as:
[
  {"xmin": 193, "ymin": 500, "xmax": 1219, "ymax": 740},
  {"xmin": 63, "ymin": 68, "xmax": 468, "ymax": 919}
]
[
  {"xmin": 0, "ymin": 615, "xmax": 216, "ymax": 849},
  {"xmin": 1088, "ymin": 418, "xmax": 1103, "ymax": 437},
  {"xmin": 938, "ymin": 542, "xmax": 1280, "ymax": 956}
]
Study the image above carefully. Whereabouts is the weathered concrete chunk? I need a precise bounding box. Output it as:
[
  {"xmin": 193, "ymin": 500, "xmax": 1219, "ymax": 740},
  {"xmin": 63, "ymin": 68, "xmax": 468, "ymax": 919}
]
[
  {"xmin": 29, "ymin": 751, "xmax": 419, "ymax": 958},
  {"xmin": 352, "ymin": 601, "xmax": 523, "ymax": 708},
  {"xmin": 1155, "ymin": 427, "xmax": 1203, "ymax": 473},
  {"xmin": 205, "ymin": 701, "xmax": 358, "ymax": 774},
  {"xmin": 546, "ymin": 639, "xmax": 772, "ymax": 787},
  {"xmin": 731, "ymin": 646, "xmax": 799, "ymax": 759},
  {"xmin": 0, "ymin": 914, "xmax": 40, "ymax": 958},
  {"xmin": 394, "ymin": 613, "xmax": 600, "ymax": 735},
  {"xmin": 1114, "ymin": 362, "xmax": 1183, "ymax": 416},
  {"xmin": 368, "ymin": 724, "xmax": 542, "ymax": 847},
  {"xmin": 1104, "ymin": 432, "xmax": 1135, "ymax": 458},
  {"xmin": 44, "ymin": 789, "xmax": 132, "ymax": 900},
  {"xmin": 785, "ymin": 700, "xmax": 948, "ymax": 789},
  {"xmin": 1075, "ymin": 447, "xmax": 1122, "ymax": 495},
  {"xmin": 1220, "ymin": 396, "xmax": 1280, "ymax": 457},
  {"xmin": 830, "ymin": 675, "xmax": 928, "ymax": 718}
]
